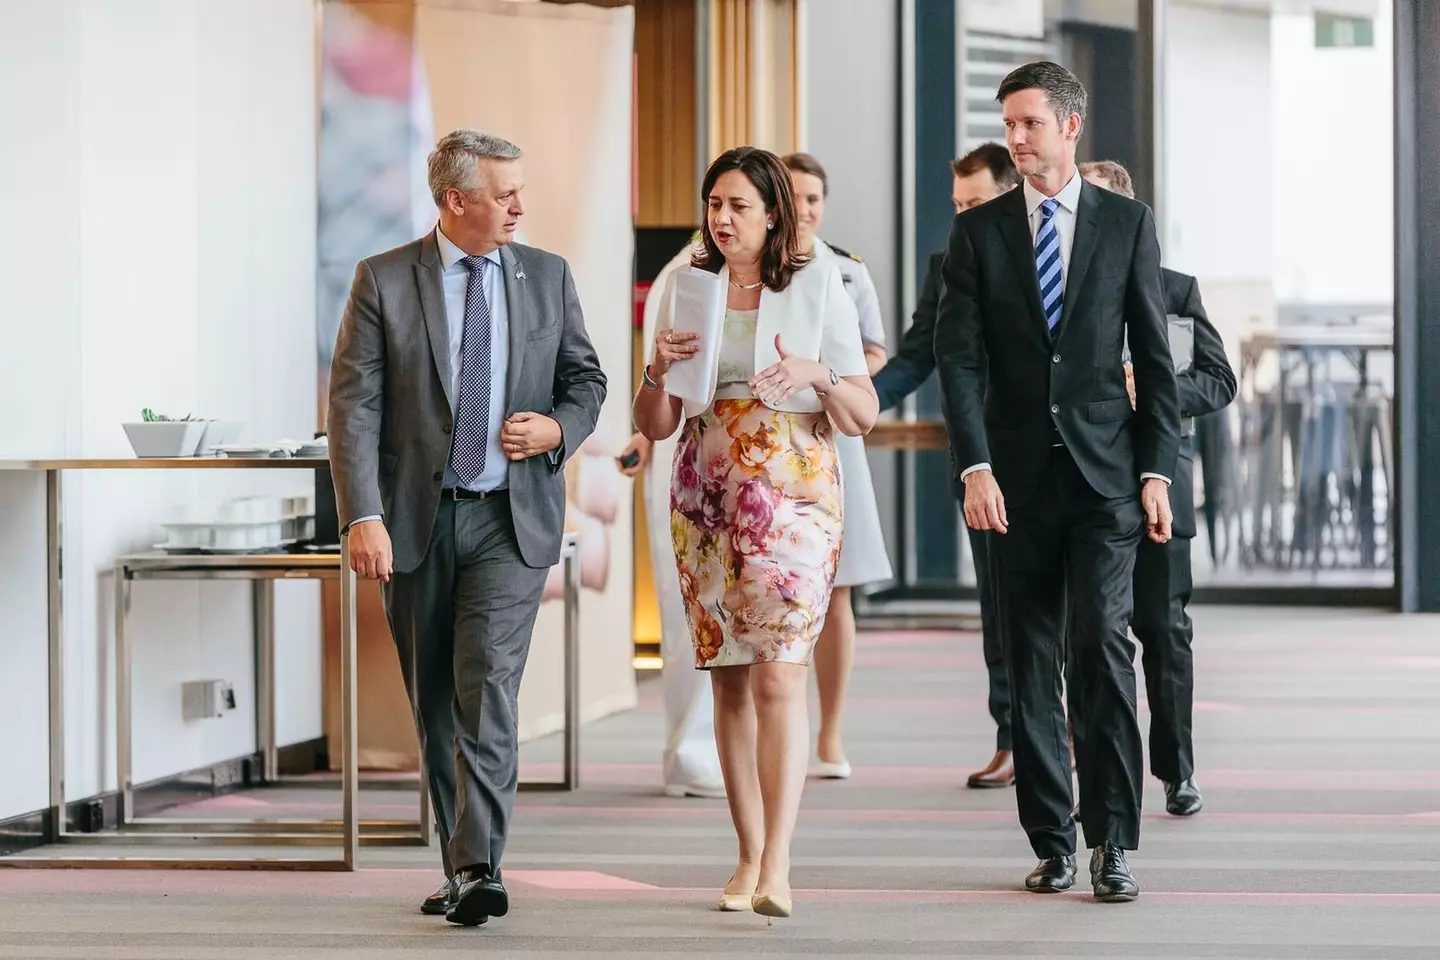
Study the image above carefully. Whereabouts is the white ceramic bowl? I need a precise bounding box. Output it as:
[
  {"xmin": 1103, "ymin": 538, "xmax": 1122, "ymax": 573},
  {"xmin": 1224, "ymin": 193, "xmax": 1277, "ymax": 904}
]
[{"xmin": 123, "ymin": 421, "xmax": 206, "ymax": 458}]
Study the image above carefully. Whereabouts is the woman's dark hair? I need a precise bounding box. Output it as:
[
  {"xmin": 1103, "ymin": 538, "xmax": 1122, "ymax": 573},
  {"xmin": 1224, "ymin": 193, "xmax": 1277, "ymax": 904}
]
[
  {"xmin": 781, "ymin": 151, "xmax": 827, "ymax": 196},
  {"xmin": 692, "ymin": 146, "xmax": 810, "ymax": 292}
]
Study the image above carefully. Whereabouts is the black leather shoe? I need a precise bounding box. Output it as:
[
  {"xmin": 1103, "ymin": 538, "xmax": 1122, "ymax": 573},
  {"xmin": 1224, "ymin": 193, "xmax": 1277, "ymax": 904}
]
[
  {"xmin": 447, "ymin": 868, "xmax": 508, "ymax": 926},
  {"xmin": 421, "ymin": 875, "xmax": 459, "ymax": 915},
  {"xmin": 1024, "ymin": 855, "xmax": 1077, "ymax": 893},
  {"xmin": 1089, "ymin": 843, "xmax": 1139, "ymax": 902},
  {"xmin": 1164, "ymin": 778, "xmax": 1204, "ymax": 816}
]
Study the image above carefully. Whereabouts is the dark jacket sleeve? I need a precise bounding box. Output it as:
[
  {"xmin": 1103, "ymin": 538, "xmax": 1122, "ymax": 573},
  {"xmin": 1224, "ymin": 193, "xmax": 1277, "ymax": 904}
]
[
  {"xmin": 1174, "ymin": 275, "xmax": 1237, "ymax": 419},
  {"xmin": 1125, "ymin": 207, "xmax": 1181, "ymax": 481},
  {"xmin": 933, "ymin": 219, "xmax": 991, "ymax": 473},
  {"xmin": 873, "ymin": 251, "xmax": 944, "ymax": 412},
  {"xmin": 547, "ymin": 258, "xmax": 608, "ymax": 471}
]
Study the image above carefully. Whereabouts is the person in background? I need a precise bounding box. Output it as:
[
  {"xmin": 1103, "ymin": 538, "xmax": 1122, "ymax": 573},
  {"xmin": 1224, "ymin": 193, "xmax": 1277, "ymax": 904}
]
[
  {"xmin": 1072, "ymin": 159, "xmax": 1237, "ymax": 817},
  {"xmin": 781, "ymin": 151, "xmax": 893, "ymax": 780},
  {"xmin": 618, "ymin": 231, "xmax": 727, "ymax": 801},
  {"xmin": 872, "ymin": 142, "xmax": 1021, "ymax": 789},
  {"xmin": 328, "ymin": 130, "xmax": 606, "ymax": 925},
  {"xmin": 633, "ymin": 147, "xmax": 878, "ymax": 921}
]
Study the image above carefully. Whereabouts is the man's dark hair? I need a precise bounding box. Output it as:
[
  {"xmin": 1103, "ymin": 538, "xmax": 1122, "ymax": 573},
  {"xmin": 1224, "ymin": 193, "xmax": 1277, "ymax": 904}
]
[
  {"xmin": 996, "ymin": 60, "xmax": 1087, "ymax": 125},
  {"xmin": 951, "ymin": 142, "xmax": 1021, "ymax": 190}
]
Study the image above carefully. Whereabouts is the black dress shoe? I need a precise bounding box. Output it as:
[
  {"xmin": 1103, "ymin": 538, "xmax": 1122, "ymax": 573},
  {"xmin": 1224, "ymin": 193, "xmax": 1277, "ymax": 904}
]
[
  {"xmin": 1164, "ymin": 778, "xmax": 1204, "ymax": 816},
  {"xmin": 1024, "ymin": 855, "xmax": 1077, "ymax": 893},
  {"xmin": 421, "ymin": 875, "xmax": 459, "ymax": 915},
  {"xmin": 1089, "ymin": 843, "xmax": 1139, "ymax": 902},
  {"xmin": 446, "ymin": 868, "xmax": 508, "ymax": 927}
]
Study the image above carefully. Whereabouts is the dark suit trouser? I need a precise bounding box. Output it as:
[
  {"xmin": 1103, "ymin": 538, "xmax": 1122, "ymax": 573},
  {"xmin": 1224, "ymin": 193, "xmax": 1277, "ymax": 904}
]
[
  {"xmin": 992, "ymin": 447, "xmax": 1145, "ymax": 857},
  {"xmin": 1130, "ymin": 534, "xmax": 1196, "ymax": 783},
  {"xmin": 966, "ymin": 524, "xmax": 1010, "ymax": 751},
  {"xmin": 382, "ymin": 496, "xmax": 548, "ymax": 877}
]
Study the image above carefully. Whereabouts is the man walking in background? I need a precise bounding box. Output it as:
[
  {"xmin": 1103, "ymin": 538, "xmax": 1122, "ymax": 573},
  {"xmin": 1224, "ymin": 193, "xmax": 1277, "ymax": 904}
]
[
  {"xmin": 1074, "ymin": 159, "xmax": 1237, "ymax": 818},
  {"xmin": 872, "ymin": 142, "xmax": 1022, "ymax": 789}
]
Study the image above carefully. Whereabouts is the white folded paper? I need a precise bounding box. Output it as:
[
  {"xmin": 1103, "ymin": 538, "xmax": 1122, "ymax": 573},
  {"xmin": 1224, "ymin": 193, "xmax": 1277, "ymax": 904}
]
[{"xmin": 663, "ymin": 267, "xmax": 727, "ymax": 404}]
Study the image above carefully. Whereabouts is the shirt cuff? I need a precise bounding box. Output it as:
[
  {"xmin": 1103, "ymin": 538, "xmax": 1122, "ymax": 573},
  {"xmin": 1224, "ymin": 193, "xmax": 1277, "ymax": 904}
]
[
  {"xmin": 1140, "ymin": 473, "xmax": 1171, "ymax": 485},
  {"xmin": 347, "ymin": 515, "xmax": 383, "ymax": 531},
  {"xmin": 960, "ymin": 463, "xmax": 992, "ymax": 481}
]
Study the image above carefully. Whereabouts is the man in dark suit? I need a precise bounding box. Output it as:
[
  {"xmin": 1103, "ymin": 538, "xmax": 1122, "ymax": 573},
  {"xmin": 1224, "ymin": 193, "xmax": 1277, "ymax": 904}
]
[
  {"xmin": 328, "ymin": 130, "xmax": 607, "ymax": 925},
  {"xmin": 934, "ymin": 62, "xmax": 1180, "ymax": 902},
  {"xmin": 874, "ymin": 142, "xmax": 1022, "ymax": 789},
  {"xmin": 1073, "ymin": 160, "xmax": 1237, "ymax": 818}
]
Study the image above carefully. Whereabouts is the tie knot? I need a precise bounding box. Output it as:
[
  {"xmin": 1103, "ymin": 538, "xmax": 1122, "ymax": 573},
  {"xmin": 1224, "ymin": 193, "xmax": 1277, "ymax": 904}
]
[
  {"xmin": 1041, "ymin": 198, "xmax": 1060, "ymax": 218},
  {"xmin": 461, "ymin": 255, "xmax": 488, "ymax": 274}
]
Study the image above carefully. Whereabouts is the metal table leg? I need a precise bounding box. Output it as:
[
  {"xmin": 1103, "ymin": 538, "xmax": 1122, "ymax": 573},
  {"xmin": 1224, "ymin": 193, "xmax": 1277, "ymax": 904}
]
[
  {"xmin": 115, "ymin": 562, "xmax": 132, "ymax": 828},
  {"xmin": 46, "ymin": 469, "xmax": 65, "ymax": 842},
  {"xmin": 254, "ymin": 580, "xmax": 277, "ymax": 782},
  {"xmin": 339, "ymin": 535, "xmax": 358, "ymax": 870},
  {"xmin": 563, "ymin": 541, "xmax": 581, "ymax": 791}
]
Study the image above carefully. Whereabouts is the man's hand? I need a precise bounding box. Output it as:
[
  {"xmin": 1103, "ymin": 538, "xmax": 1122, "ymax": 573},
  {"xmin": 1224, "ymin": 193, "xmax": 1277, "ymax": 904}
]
[
  {"xmin": 1124, "ymin": 361, "xmax": 1136, "ymax": 410},
  {"xmin": 502, "ymin": 412, "xmax": 563, "ymax": 461},
  {"xmin": 962, "ymin": 469, "xmax": 1008, "ymax": 534},
  {"xmin": 1141, "ymin": 477, "xmax": 1173, "ymax": 544},
  {"xmin": 617, "ymin": 432, "xmax": 653, "ymax": 477},
  {"xmin": 348, "ymin": 519, "xmax": 393, "ymax": 582}
]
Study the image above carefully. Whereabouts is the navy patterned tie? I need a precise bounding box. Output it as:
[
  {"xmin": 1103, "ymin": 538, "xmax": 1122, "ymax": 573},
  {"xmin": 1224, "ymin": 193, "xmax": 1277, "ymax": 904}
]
[
  {"xmin": 451, "ymin": 255, "xmax": 494, "ymax": 485},
  {"xmin": 1035, "ymin": 198, "xmax": 1064, "ymax": 333}
]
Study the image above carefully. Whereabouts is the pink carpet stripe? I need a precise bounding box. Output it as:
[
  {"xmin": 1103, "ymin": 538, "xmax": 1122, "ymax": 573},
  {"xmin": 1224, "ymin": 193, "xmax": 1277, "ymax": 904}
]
[{"xmin": 504, "ymin": 870, "xmax": 659, "ymax": 891}]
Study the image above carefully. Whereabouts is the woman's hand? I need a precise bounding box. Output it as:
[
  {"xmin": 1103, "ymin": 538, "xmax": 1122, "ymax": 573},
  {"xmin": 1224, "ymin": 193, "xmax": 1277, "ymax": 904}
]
[
  {"xmin": 750, "ymin": 334, "xmax": 829, "ymax": 406},
  {"xmin": 652, "ymin": 328, "xmax": 699, "ymax": 377}
]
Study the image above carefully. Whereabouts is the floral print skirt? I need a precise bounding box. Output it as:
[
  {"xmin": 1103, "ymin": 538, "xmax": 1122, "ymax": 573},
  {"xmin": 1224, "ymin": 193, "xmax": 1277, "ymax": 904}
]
[{"xmin": 670, "ymin": 399, "xmax": 844, "ymax": 669}]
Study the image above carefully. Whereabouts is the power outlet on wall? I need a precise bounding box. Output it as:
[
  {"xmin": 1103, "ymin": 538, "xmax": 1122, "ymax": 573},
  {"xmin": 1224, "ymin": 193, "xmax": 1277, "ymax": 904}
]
[{"xmin": 181, "ymin": 680, "xmax": 236, "ymax": 722}]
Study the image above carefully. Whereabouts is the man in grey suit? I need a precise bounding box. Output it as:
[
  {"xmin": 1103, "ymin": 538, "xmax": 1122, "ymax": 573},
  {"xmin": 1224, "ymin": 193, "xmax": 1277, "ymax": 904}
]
[{"xmin": 327, "ymin": 129, "xmax": 607, "ymax": 926}]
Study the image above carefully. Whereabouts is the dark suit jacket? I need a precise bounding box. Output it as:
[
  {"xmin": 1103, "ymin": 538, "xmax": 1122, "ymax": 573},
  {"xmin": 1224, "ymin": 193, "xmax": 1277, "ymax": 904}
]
[
  {"xmin": 327, "ymin": 234, "xmax": 607, "ymax": 573},
  {"xmin": 934, "ymin": 182, "xmax": 1180, "ymax": 508},
  {"xmin": 874, "ymin": 249, "xmax": 946, "ymax": 412},
  {"xmin": 1160, "ymin": 267, "xmax": 1236, "ymax": 539}
]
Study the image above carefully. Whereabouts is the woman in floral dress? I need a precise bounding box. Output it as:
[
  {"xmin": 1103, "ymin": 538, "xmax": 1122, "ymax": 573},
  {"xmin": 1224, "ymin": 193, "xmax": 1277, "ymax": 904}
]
[{"xmin": 632, "ymin": 147, "xmax": 879, "ymax": 921}]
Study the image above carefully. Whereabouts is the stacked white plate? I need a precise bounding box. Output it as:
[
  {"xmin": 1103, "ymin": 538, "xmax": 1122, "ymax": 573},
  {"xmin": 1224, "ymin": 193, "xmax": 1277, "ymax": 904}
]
[{"xmin": 156, "ymin": 496, "xmax": 291, "ymax": 554}]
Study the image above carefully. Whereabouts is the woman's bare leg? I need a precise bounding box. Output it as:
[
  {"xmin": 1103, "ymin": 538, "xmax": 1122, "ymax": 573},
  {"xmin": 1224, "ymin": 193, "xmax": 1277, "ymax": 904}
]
[
  {"xmin": 711, "ymin": 666, "xmax": 763, "ymax": 893},
  {"xmin": 813, "ymin": 586, "xmax": 856, "ymax": 765},
  {"xmin": 751, "ymin": 661, "xmax": 810, "ymax": 900}
]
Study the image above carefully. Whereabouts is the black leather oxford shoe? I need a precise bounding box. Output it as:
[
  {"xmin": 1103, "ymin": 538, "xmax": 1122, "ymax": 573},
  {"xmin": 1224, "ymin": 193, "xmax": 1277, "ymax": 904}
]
[
  {"xmin": 421, "ymin": 875, "xmax": 459, "ymax": 916},
  {"xmin": 1089, "ymin": 843, "xmax": 1139, "ymax": 903},
  {"xmin": 1165, "ymin": 778, "xmax": 1204, "ymax": 816},
  {"xmin": 1024, "ymin": 855, "xmax": 1077, "ymax": 893},
  {"xmin": 446, "ymin": 868, "xmax": 508, "ymax": 927}
]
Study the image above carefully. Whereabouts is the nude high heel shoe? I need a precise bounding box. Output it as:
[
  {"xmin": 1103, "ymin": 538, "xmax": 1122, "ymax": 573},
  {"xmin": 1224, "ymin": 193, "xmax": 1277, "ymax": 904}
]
[
  {"xmin": 717, "ymin": 874, "xmax": 755, "ymax": 912},
  {"xmin": 751, "ymin": 893, "xmax": 792, "ymax": 924}
]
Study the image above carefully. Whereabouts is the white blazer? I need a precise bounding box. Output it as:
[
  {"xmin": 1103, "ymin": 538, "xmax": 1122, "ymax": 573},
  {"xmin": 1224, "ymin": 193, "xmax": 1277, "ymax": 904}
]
[{"xmin": 651, "ymin": 257, "xmax": 869, "ymax": 421}]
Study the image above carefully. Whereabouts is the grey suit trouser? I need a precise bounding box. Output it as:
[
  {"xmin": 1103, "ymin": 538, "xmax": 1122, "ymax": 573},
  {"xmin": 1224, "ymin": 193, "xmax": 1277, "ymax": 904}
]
[{"xmin": 381, "ymin": 495, "xmax": 548, "ymax": 877}]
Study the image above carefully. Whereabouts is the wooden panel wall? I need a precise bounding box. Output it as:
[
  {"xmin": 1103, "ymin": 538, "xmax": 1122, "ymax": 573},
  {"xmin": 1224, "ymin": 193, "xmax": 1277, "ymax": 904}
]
[{"xmin": 635, "ymin": 0, "xmax": 699, "ymax": 227}]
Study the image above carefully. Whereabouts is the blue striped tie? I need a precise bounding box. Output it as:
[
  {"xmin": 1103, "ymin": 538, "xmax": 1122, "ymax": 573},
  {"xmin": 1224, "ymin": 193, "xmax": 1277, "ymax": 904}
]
[
  {"xmin": 1035, "ymin": 198, "xmax": 1063, "ymax": 333},
  {"xmin": 452, "ymin": 255, "xmax": 494, "ymax": 485}
]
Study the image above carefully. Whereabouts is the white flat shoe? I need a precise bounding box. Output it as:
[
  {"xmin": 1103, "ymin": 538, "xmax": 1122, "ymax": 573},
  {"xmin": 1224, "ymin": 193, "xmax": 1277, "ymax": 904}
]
[
  {"xmin": 811, "ymin": 759, "xmax": 852, "ymax": 780},
  {"xmin": 663, "ymin": 781, "xmax": 727, "ymax": 799}
]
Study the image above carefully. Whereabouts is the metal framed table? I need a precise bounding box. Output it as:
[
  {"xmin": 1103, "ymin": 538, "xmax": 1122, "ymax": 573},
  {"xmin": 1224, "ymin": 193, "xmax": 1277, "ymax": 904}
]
[{"xmin": 0, "ymin": 457, "xmax": 581, "ymax": 870}]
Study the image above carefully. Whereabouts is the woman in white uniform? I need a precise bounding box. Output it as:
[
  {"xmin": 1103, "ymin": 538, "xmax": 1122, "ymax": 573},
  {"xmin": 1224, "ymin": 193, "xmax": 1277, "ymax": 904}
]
[
  {"xmin": 782, "ymin": 153, "xmax": 894, "ymax": 779},
  {"xmin": 619, "ymin": 233, "xmax": 726, "ymax": 800}
]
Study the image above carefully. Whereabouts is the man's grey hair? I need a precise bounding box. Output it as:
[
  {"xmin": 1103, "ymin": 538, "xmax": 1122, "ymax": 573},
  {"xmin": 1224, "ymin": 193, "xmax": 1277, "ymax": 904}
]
[
  {"xmin": 427, "ymin": 130, "xmax": 522, "ymax": 207},
  {"xmin": 996, "ymin": 60, "xmax": 1087, "ymax": 126}
]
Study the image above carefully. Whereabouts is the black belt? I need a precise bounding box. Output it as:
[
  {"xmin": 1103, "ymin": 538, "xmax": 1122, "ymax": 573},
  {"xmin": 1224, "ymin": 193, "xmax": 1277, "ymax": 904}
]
[{"xmin": 441, "ymin": 487, "xmax": 507, "ymax": 501}]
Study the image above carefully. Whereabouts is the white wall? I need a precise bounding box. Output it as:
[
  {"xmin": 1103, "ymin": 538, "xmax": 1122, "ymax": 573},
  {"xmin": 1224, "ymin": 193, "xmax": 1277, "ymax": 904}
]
[
  {"xmin": 1162, "ymin": 2, "xmax": 1274, "ymax": 285},
  {"xmin": 0, "ymin": 0, "xmax": 321, "ymax": 817},
  {"xmin": 1270, "ymin": 0, "xmax": 1393, "ymax": 304}
]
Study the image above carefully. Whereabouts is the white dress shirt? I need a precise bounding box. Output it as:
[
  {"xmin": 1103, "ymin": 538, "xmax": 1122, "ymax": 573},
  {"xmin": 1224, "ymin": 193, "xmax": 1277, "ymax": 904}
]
[{"xmin": 961, "ymin": 171, "xmax": 1169, "ymax": 486}]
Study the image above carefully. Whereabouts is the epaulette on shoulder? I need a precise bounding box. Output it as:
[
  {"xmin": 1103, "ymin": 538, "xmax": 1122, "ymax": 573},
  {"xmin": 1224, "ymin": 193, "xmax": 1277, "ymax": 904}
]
[{"xmin": 825, "ymin": 241, "xmax": 863, "ymax": 263}]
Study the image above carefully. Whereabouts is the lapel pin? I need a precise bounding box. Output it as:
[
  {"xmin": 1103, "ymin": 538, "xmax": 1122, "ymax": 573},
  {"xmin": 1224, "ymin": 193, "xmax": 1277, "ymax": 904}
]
[{"xmin": 515, "ymin": 268, "xmax": 526, "ymax": 281}]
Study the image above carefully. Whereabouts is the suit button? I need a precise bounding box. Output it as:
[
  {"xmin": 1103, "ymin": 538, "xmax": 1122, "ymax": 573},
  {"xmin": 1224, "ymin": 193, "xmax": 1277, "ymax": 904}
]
[
  {"xmin": 1052, "ymin": 354, "xmax": 1061, "ymax": 363},
  {"xmin": 1050, "ymin": 405, "xmax": 1059, "ymax": 414},
  {"xmin": 432, "ymin": 471, "xmax": 443, "ymax": 482},
  {"xmin": 442, "ymin": 423, "xmax": 452, "ymax": 434}
]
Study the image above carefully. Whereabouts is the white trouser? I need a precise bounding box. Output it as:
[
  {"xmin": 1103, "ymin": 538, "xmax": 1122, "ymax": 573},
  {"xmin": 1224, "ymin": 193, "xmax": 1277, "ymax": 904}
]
[{"xmin": 647, "ymin": 443, "xmax": 722, "ymax": 788}]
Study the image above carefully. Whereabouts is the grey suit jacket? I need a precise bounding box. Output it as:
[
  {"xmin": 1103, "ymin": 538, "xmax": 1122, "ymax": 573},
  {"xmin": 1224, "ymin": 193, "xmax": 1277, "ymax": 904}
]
[{"xmin": 327, "ymin": 232, "xmax": 607, "ymax": 573}]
